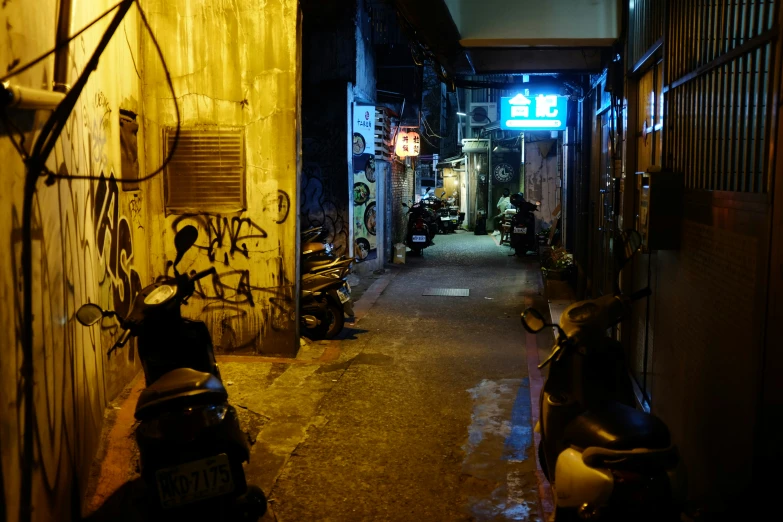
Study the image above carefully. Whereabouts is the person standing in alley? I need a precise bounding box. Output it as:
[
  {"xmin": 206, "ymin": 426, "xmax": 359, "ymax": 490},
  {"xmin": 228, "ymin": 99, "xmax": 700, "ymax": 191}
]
[{"xmin": 493, "ymin": 188, "xmax": 512, "ymax": 233}]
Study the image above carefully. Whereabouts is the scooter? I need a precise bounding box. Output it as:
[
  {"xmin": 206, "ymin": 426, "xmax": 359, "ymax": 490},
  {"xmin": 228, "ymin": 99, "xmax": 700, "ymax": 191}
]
[
  {"xmin": 402, "ymin": 200, "xmax": 436, "ymax": 255},
  {"xmin": 300, "ymin": 256, "xmax": 353, "ymax": 339},
  {"xmin": 75, "ymin": 226, "xmax": 267, "ymax": 520},
  {"xmin": 298, "ymin": 226, "xmax": 354, "ymax": 339},
  {"xmin": 509, "ymin": 193, "xmax": 539, "ymax": 256},
  {"xmin": 521, "ymin": 229, "xmax": 686, "ymax": 521}
]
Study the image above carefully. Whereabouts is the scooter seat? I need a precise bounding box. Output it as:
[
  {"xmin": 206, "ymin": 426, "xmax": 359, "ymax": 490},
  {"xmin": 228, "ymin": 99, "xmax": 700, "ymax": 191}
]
[
  {"xmin": 564, "ymin": 401, "xmax": 670, "ymax": 451},
  {"xmin": 303, "ymin": 256, "xmax": 337, "ymax": 270},
  {"xmin": 135, "ymin": 368, "xmax": 227, "ymax": 420},
  {"xmin": 302, "ymin": 242, "xmax": 326, "ymax": 255}
]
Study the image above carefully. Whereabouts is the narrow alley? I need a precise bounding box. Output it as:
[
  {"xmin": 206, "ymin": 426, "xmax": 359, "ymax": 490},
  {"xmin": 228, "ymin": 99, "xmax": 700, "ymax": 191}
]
[
  {"xmin": 85, "ymin": 232, "xmax": 552, "ymax": 521},
  {"xmin": 3, "ymin": 1, "xmax": 781, "ymax": 521}
]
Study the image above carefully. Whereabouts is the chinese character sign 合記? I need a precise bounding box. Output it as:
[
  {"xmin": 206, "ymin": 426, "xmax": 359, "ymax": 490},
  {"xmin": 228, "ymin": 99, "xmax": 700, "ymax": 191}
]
[{"xmin": 500, "ymin": 94, "xmax": 567, "ymax": 131}]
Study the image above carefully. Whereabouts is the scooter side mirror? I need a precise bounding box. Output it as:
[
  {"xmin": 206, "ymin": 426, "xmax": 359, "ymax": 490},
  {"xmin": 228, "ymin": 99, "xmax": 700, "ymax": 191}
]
[
  {"xmin": 76, "ymin": 303, "xmax": 110, "ymax": 326},
  {"xmin": 173, "ymin": 225, "xmax": 199, "ymax": 267},
  {"xmin": 521, "ymin": 308, "xmax": 548, "ymax": 333}
]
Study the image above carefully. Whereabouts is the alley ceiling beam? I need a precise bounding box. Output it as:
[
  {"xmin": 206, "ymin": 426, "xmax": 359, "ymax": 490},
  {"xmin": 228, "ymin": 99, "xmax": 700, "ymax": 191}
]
[{"xmin": 467, "ymin": 48, "xmax": 606, "ymax": 74}]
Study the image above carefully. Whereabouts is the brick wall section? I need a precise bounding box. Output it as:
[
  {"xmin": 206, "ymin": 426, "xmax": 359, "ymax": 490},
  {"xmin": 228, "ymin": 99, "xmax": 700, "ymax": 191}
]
[{"xmin": 391, "ymin": 159, "xmax": 415, "ymax": 244}]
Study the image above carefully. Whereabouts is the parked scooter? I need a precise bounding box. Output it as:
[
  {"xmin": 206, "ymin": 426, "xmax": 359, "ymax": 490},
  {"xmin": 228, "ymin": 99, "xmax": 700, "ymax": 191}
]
[
  {"xmin": 402, "ymin": 199, "xmax": 436, "ymax": 255},
  {"xmin": 521, "ymin": 229, "xmax": 686, "ymax": 521},
  {"xmin": 509, "ymin": 193, "xmax": 539, "ymax": 256},
  {"xmin": 75, "ymin": 226, "xmax": 266, "ymax": 520},
  {"xmin": 298, "ymin": 226, "xmax": 353, "ymax": 339},
  {"xmin": 420, "ymin": 189, "xmax": 453, "ymax": 234},
  {"xmin": 300, "ymin": 257, "xmax": 353, "ymax": 339}
]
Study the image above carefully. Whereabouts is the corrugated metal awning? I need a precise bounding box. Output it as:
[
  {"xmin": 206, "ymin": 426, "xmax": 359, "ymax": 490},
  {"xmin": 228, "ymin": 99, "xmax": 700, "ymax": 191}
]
[{"xmin": 436, "ymin": 155, "xmax": 466, "ymax": 169}]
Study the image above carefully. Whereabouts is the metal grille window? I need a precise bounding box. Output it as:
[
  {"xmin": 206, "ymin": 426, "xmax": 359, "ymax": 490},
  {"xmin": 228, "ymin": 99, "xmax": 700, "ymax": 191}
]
[
  {"xmin": 164, "ymin": 127, "xmax": 246, "ymax": 211},
  {"xmin": 628, "ymin": 0, "xmax": 664, "ymax": 68},
  {"xmin": 665, "ymin": 0, "xmax": 777, "ymax": 193}
]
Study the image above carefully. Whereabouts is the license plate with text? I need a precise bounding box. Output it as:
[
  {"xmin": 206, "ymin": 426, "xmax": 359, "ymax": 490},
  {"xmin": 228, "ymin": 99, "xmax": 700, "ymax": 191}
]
[
  {"xmin": 412, "ymin": 235, "xmax": 427, "ymax": 242},
  {"xmin": 513, "ymin": 227, "xmax": 527, "ymax": 234},
  {"xmin": 156, "ymin": 454, "xmax": 234, "ymax": 508},
  {"xmin": 337, "ymin": 285, "xmax": 351, "ymax": 303}
]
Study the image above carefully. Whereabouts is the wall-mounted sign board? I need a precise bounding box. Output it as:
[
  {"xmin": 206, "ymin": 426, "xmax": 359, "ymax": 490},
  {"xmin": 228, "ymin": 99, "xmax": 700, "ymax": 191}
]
[{"xmin": 500, "ymin": 94, "xmax": 567, "ymax": 131}]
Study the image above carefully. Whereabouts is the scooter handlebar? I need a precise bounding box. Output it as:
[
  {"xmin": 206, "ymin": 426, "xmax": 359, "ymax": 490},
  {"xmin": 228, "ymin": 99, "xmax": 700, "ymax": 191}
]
[
  {"xmin": 190, "ymin": 267, "xmax": 217, "ymax": 282},
  {"xmin": 108, "ymin": 328, "xmax": 132, "ymax": 357},
  {"xmin": 628, "ymin": 287, "xmax": 652, "ymax": 302}
]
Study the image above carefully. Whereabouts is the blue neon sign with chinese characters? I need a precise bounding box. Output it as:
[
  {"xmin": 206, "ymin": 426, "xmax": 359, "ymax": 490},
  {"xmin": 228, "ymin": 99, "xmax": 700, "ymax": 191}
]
[{"xmin": 500, "ymin": 94, "xmax": 568, "ymax": 131}]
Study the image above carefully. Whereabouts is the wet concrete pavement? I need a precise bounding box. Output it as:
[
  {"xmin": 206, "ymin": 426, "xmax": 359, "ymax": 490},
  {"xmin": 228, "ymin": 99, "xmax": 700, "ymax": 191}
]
[
  {"xmin": 261, "ymin": 231, "xmax": 547, "ymax": 521},
  {"xmin": 84, "ymin": 231, "xmax": 550, "ymax": 521}
]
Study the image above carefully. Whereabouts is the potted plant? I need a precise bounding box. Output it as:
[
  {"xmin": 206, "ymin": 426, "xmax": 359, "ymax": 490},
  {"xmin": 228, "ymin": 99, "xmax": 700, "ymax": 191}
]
[{"xmin": 542, "ymin": 247, "xmax": 574, "ymax": 280}]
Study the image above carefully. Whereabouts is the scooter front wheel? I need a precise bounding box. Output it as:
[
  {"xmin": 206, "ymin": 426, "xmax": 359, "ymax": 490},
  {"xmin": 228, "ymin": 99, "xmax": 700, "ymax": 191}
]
[{"xmin": 538, "ymin": 443, "xmax": 550, "ymax": 481}]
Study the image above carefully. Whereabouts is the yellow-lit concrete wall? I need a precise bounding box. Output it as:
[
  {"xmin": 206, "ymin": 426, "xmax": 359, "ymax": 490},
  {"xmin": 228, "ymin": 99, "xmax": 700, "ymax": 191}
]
[
  {"xmin": 1, "ymin": 0, "xmax": 301, "ymax": 519},
  {"xmin": 0, "ymin": 0, "xmax": 146, "ymax": 519},
  {"xmin": 140, "ymin": 0, "xmax": 300, "ymax": 355}
]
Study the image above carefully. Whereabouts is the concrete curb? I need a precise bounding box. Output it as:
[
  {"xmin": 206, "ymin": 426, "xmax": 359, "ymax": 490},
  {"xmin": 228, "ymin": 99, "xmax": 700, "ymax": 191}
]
[
  {"xmin": 347, "ymin": 268, "xmax": 398, "ymax": 325},
  {"xmin": 524, "ymin": 295, "xmax": 556, "ymax": 520}
]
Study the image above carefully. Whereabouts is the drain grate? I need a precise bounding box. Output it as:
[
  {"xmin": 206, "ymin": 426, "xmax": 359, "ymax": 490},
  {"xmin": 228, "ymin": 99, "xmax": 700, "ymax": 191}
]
[{"xmin": 422, "ymin": 288, "xmax": 470, "ymax": 297}]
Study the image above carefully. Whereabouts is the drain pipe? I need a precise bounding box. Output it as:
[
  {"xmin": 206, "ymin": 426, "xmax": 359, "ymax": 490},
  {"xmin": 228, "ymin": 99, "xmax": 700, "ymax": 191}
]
[{"xmin": 54, "ymin": 0, "xmax": 73, "ymax": 91}]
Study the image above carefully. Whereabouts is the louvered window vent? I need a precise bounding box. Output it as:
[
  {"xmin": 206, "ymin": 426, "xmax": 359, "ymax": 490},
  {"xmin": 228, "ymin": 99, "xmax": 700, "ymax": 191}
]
[{"xmin": 164, "ymin": 127, "xmax": 246, "ymax": 212}]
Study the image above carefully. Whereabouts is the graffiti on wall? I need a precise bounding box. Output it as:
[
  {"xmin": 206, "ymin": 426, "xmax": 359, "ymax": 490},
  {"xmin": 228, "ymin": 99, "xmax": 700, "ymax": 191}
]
[
  {"xmin": 167, "ymin": 198, "xmax": 295, "ymax": 353},
  {"xmin": 1, "ymin": 25, "xmax": 145, "ymax": 516},
  {"xmin": 94, "ymin": 173, "xmax": 143, "ymax": 319},
  {"xmin": 301, "ymin": 122, "xmax": 350, "ymax": 255}
]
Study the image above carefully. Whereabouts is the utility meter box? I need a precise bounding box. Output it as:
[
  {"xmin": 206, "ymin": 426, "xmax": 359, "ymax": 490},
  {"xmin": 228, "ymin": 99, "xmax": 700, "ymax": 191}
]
[{"xmin": 635, "ymin": 167, "xmax": 684, "ymax": 250}]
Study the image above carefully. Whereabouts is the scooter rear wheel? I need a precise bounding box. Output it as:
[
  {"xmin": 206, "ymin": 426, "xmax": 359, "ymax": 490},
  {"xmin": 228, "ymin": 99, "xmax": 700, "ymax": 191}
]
[
  {"xmin": 308, "ymin": 297, "xmax": 344, "ymax": 340},
  {"xmin": 230, "ymin": 485, "xmax": 267, "ymax": 521}
]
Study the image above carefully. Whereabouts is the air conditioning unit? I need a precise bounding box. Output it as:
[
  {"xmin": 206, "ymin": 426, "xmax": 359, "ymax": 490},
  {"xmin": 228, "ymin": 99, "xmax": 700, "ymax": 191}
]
[{"xmin": 469, "ymin": 102, "xmax": 497, "ymax": 127}]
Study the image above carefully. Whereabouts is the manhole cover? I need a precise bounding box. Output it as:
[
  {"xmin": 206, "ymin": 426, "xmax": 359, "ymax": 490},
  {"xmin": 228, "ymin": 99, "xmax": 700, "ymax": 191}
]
[{"xmin": 422, "ymin": 288, "xmax": 470, "ymax": 297}]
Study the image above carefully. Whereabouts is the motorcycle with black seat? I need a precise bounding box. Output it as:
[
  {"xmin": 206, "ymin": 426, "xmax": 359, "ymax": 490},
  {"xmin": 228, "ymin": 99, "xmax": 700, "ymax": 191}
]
[
  {"xmin": 508, "ymin": 192, "xmax": 539, "ymax": 256},
  {"xmin": 521, "ymin": 229, "xmax": 686, "ymax": 521},
  {"xmin": 75, "ymin": 226, "xmax": 266, "ymax": 521},
  {"xmin": 402, "ymin": 199, "xmax": 436, "ymax": 256}
]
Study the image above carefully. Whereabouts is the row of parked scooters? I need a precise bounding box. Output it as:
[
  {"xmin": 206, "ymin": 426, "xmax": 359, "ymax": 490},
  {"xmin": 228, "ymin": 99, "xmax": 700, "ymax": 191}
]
[
  {"xmin": 402, "ymin": 189, "xmax": 465, "ymax": 256},
  {"xmin": 73, "ymin": 225, "xmax": 355, "ymax": 520}
]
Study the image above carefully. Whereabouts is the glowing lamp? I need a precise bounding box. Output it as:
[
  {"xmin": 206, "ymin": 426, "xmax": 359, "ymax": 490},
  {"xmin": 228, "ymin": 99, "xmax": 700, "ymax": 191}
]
[{"xmin": 395, "ymin": 130, "xmax": 420, "ymax": 157}]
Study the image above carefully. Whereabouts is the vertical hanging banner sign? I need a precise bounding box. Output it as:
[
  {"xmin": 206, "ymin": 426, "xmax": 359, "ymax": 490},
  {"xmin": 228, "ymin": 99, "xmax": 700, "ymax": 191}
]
[{"xmin": 352, "ymin": 104, "xmax": 377, "ymax": 261}]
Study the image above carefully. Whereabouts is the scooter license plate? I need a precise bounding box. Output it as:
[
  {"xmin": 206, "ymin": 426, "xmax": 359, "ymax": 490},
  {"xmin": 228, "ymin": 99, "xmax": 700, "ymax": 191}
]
[
  {"xmin": 155, "ymin": 453, "xmax": 234, "ymax": 509},
  {"xmin": 441, "ymin": 217, "xmax": 451, "ymax": 221},
  {"xmin": 337, "ymin": 285, "xmax": 351, "ymax": 304},
  {"xmin": 513, "ymin": 227, "xmax": 527, "ymax": 234},
  {"xmin": 412, "ymin": 235, "xmax": 427, "ymax": 242}
]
